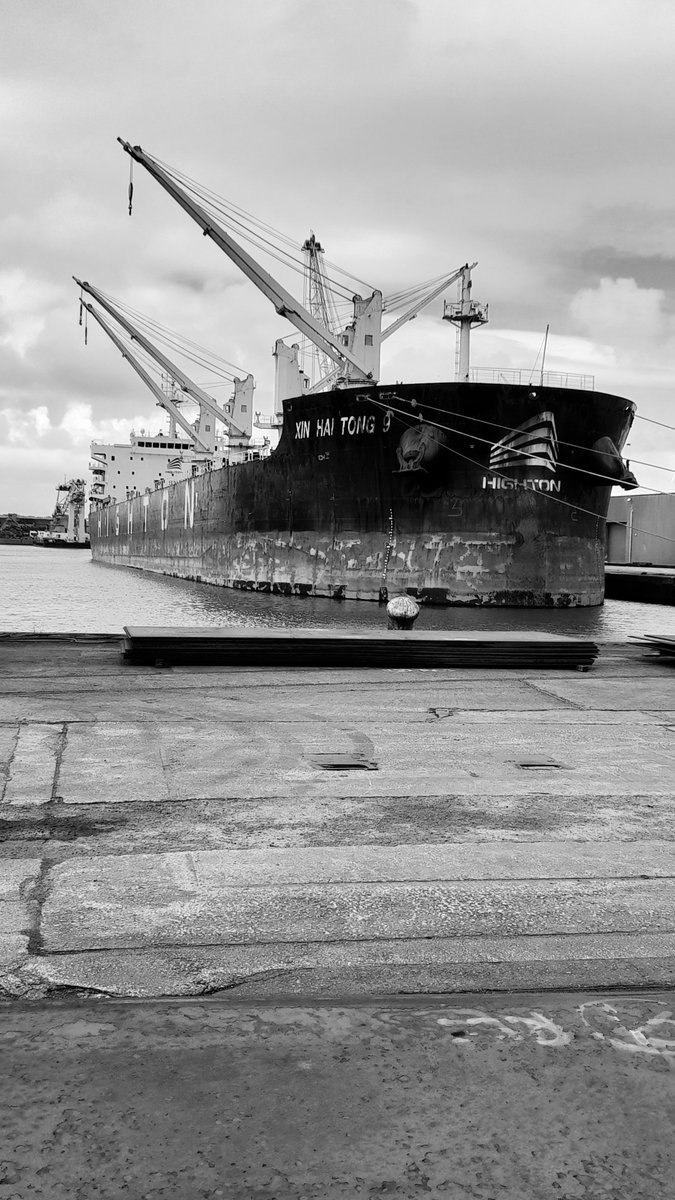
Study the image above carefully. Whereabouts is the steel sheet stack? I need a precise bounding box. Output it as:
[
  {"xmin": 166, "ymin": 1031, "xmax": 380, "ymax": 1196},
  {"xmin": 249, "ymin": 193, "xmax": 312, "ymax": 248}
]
[
  {"xmin": 123, "ymin": 626, "xmax": 598, "ymax": 670},
  {"xmin": 630, "ymin": 633, "xmax": 675, "ymax": 660}
]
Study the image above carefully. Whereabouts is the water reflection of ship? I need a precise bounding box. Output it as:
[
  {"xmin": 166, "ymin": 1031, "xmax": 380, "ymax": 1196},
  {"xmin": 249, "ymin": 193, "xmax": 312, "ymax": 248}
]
[{"xmin": 80, "ymin": 141, "xmax": 637, "ymax": 606}]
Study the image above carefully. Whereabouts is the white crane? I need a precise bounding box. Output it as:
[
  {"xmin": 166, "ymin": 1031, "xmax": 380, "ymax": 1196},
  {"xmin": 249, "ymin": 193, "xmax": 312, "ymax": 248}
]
[
  {"xmin": 74, "ymin": 277, "xmax": 254, "ymax": 455},
  {"xmin": 117, "ymin": 140, "xmax": 484, "ymax": 399},
  {"xmin": 118, "ymin": 140, "xmax": 379, "ymax": 386}
]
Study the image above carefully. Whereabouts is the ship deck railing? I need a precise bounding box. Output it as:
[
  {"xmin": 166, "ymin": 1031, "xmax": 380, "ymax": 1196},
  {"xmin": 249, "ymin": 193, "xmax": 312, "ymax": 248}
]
[{"xmin": 470, "ymin": 368, "xmax": 595, "ymax": 390}]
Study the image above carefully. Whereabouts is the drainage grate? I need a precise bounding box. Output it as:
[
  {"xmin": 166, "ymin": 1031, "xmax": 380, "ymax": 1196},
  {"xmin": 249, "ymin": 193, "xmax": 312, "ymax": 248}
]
[
  {"xmin": 309, "ymin": 754, "xmax": 378, "ymax": 771},
  {"xmin": 516, "ymin": 757, "xmax": 564, "ymax": 770}
]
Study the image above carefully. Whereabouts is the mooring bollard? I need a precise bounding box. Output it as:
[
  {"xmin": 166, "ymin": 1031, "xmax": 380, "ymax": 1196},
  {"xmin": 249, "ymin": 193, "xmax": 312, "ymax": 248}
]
[{"xmin": 386, "ymin": 594, "xmax": 421, "ymax": 630}]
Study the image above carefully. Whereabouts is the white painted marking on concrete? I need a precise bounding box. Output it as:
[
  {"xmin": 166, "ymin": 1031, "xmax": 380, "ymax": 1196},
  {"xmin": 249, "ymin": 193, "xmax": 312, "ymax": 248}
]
[
  {"xmin": 438, "ymin": 1012, "xmax": 520, "ymax": 1039},
  {"xmin": 438, "ymin": 1009, "xmax": 573, "ymax": 1046},
  {"xmin": 577, "ymin": 1000, "xmax": 675, "ymax": 1060},
  {"xmin": 437, "ymin": 1004, "xmax": 675, "ymax": 1055},
  {"xmin": 502, "ymin": 1011, "xmax": 574, "ymax": 1046}
]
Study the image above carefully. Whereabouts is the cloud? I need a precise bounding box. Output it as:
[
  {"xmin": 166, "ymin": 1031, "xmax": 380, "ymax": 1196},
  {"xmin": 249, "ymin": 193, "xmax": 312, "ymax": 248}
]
[
  {"xmin": 570, "ymin": 277, "xmax": 673, "ymax": 357},
  {"xmin": 0, "ymin": 269, "xmax": 62, "ymax": 356},
  {"xmin": 0, "ymin": 404, "xmax": 51, "ymax": 444},
  {"xmin": 0, "ymin": 400, "xmax": 157, "ymax": 452}
]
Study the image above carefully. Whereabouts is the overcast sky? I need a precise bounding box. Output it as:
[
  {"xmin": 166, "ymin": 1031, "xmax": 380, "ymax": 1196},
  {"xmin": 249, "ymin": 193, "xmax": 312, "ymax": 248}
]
[{"xmin": 2, "ymin": 0, "xmax": 675, "ymax": 514}]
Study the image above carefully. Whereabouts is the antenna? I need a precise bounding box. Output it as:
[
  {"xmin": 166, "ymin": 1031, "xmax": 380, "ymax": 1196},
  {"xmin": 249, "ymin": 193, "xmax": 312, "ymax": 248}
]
[{"xmin": 540, "ymin": 324, "xmax": 550, "ymax": 386}]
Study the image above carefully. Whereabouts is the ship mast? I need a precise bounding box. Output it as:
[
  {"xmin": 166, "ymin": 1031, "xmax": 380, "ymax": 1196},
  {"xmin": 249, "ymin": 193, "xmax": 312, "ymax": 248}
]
[{"xmin": 442, "ymin": 264, "xmax": 488, "ymax": 381}]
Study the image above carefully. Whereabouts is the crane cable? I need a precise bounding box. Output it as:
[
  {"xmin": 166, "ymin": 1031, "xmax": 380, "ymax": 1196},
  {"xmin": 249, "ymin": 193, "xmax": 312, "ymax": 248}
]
[
  {"xmin": 86, "ymin": 288, "xmax": 247, "ymax": 381},
  {"xmin": 150, "ymin": 158, "xmax": 359, "ymax": 303},
  {"xmin": 154, "ymin": 155, "xmax": 378, "ymax": 297},
  {"xmin": 390, "ymin": 397, "xmax": 674, "ymax": 479},
  {"xmin": 362, "ymin": 392, "xmax": 675, "ymax": 546},
  {"xmin": 136, "ymin": 155, "xmax": 463, "ymax": 316}
]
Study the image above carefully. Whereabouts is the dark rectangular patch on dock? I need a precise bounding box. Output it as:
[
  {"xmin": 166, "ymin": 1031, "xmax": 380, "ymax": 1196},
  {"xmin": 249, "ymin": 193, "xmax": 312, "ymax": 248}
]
[
  {"xmin": 516, "ymin": 757, "xmax": 565, "ymax": 770},
  {"xmin": 308, "ymin": 754, "xmax": 378, "ymax": 771}
]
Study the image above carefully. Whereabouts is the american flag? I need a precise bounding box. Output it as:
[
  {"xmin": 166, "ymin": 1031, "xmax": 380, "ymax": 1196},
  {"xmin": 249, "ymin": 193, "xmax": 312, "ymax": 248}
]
[{"xmin": 167, "ymin": 456, "xmax": 183, "ymax": 472}]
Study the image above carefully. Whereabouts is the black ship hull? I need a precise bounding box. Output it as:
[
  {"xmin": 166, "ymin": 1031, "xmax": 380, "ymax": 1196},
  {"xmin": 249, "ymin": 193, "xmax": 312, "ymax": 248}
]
[{"xmin": 89, "ymin": 381, "xmax": 635, "ymax": 606}]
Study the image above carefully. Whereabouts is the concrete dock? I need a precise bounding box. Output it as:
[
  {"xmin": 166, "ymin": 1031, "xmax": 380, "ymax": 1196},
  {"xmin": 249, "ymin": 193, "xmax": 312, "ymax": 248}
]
[
  {"xmin": 605, "ymin": 563, "xmax": 675, "ymax": 604},
  {"xmin": 2, "ymin": 632, "xmax": 675, "ymax": 1198},
  {"xmin": 1, "ymin": 631, "xmax": 675, "ymax": 1000}
]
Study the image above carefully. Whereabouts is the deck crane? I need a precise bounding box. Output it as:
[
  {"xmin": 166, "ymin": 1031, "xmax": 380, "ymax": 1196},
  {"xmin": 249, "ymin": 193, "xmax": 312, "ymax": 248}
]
[
  {"xmin": 301, "ymin": 262, "xmax": 477, "ymax": 396},
  {"xmin": 78, "ymin": 296, "xmax": 211, "ymax": 454},
  {"xmin": 117, "ymin": 139, "xmax": 483, "ymax": 405},
  {"xmin": 118, "ymin": 139, "xmax": 379, "ymax": 394},
  {"xmin": 74, "ymin": 278, "xmax": 254, "ymax": 456}
]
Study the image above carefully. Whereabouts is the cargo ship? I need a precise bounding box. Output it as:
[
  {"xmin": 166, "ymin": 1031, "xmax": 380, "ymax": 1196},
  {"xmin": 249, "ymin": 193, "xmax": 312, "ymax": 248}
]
[{"xmin": 83, "ymin": 141, "xmax": 637, "ymax": 606}]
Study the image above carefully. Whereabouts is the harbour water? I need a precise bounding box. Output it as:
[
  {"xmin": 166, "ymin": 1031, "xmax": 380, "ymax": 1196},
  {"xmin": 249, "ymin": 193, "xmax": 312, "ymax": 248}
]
[{"xmin": 1, "ymin": 544, "xmax": 674, "ymax": 637}]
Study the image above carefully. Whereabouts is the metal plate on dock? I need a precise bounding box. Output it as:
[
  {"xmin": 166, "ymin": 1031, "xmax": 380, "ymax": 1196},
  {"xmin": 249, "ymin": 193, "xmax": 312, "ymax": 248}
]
[
  {"xmin": 629, "ymin": 633, "xmax": 675, "ymax": 660},
  {"xmin": 122, "ymin": 627, "xmax": 599, "ymax": 670}
]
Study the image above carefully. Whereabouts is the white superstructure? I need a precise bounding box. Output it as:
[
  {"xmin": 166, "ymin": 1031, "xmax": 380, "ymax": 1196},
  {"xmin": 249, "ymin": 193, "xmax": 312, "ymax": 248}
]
[{"xmin": 90, "ymin": 423, "xmax": 270, "ymax": 504}]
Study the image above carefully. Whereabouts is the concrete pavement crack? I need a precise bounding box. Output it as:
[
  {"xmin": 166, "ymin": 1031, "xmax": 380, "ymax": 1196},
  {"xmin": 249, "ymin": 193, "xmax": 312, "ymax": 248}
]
[
  {"xmin": 22, "ymin": 858, "xmax": 56, "ymax": 956},
  {"xmin": 199, "ymin": 968, "xmax": 309, "ymax": 995},
  {"xmin": 50, "ymin": 722, "xmax": 68, "ymax": 803},
  {"xmin": 522, "ymin": 680, "xmax": 585, "ymax": 709}
]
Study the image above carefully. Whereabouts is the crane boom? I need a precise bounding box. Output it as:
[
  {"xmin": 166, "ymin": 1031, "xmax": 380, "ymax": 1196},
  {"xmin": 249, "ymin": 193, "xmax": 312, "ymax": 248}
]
[
  {"xmin": 117, "ymin": 139, "xmax": 375, "ymax": 382},
  {"xmin": 74, "ymin": 277, "xmax": 246, "ymax": 438},
  {"xmin": 80, "ymin": 301, "xmax": 211, "ymax": 452},
  {"xmin": 381, "ymin": 264, "xmax": 474, "ymax": 342}
]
